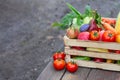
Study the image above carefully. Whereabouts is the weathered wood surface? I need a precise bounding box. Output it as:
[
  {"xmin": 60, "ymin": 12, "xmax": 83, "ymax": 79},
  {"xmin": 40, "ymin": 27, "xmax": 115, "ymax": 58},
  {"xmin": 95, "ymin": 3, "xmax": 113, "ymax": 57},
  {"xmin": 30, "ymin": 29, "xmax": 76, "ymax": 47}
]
[
  {"xmin": 62, "ymin": 67, "xmax": 91, "ymax": 80},
  {"xmin": 37, "ymin": 60, "xmax": 120, "ymax": 80},
  {"xmin": 36, "ymin": 61, "xmax": 65, "ymax": 80}
]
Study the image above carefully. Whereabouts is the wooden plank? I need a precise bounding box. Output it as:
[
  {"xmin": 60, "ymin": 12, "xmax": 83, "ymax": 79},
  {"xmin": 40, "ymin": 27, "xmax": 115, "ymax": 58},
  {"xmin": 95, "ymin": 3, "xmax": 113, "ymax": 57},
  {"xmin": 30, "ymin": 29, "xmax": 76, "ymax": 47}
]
[
  {"xmin": 61, "ymin": 67, "xmax": 91, "ymax": 80},
  {"xmin": 36, "ymin": 60, "xmax": 65, "ymax": 80},
  {"xmin": 69, "ymin": 59, "xmax": 120, "ymax": 71},
  {"xmin": 87, "ymin": 69, "xmax": 120, "ymax": 80},
  {"xmin": 65, "ymin": 47, "xmax": 120, "ymax": 60},
  {"xmin": 64, "ymin": 36, "xmax": 120, "ymax": 50}
]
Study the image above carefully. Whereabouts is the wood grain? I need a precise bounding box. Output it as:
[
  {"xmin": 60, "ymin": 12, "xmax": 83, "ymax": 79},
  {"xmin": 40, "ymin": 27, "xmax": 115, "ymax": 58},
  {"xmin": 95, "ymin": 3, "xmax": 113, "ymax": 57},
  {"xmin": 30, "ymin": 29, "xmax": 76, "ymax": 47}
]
[
  {"xmin": 62, "ymin": 67, "xmax": 91, "ymax": 80},
  {"xmin": 87, "ymin": 69, "xmax": 120, "ymax": 80},
  {"xmin": 65, "ymin": 47, "xmax": 120, "ymax": 60},
  {"xmin": 37, "ymin": 61, "xmax": 65, "ymax": 80},
  {"xmin": 64, "ymin": 36, "xmax": 120, "ymax": 50}
]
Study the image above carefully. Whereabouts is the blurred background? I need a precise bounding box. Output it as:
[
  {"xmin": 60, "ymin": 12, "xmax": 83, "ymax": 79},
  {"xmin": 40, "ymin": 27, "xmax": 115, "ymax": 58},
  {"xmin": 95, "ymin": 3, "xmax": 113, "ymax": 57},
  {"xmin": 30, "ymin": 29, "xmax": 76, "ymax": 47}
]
[{"xmin": 0, "ymin": 0, "xmax": 120, "ymax": 80}]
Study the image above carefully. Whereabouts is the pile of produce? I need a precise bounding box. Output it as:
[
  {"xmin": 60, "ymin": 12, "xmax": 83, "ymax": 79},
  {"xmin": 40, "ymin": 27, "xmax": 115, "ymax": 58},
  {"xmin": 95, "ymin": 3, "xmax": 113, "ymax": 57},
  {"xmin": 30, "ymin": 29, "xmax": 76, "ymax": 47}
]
[
  {"xmin": 52, "ymin": 51, "xmax": 78, "ymax": 73},
  {"xmin": 52, "ymin": 3, "xmax": 120, "ymax": 72}
]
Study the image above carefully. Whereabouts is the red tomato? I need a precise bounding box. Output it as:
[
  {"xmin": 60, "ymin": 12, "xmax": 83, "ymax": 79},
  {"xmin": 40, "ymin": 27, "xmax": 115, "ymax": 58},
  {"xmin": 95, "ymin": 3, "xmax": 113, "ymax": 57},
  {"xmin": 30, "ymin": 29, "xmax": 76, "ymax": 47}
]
[
  {"xmin": 71, "ymin": 46, "xmax": 85, "ymax": 51},
  {"xmin": 90, "ymin": 30, "xmax": 100, "ymax": 41},
  {"xmin": 115, "ymin": 50, "xmax": 120, "ymax": 54},
  {"xmin": 115, "ymin": 34, "xmax": 120, "ymax": 43},
  {"xmin": 53, "ymin": 59, "xmax": 66, "ymax": 70},
  {"xmin": 102, "ymin": 30, "xmax": 115, "ymax": 42},
  {"xmin": 66, "ymin": 62, "xmax": 78, "ymax": 73},
  {"xmin": 53, "ymin": 52, "xmax": 66, "ymax": 60}
]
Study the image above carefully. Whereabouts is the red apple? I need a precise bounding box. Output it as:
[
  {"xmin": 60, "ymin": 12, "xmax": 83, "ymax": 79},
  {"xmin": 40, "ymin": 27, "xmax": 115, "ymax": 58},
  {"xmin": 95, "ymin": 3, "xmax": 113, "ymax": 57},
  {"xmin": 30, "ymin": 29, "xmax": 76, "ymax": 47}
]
[{"xmin": 77, "ymin": 32, "xmax": 90, "ymax": 40}]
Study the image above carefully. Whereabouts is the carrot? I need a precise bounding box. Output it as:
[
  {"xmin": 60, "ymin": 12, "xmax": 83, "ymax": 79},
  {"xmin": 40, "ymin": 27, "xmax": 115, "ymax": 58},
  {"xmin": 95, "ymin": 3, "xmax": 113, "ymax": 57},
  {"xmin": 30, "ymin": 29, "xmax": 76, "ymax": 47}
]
[
  {"xmin": 102, "ymin": 17, "xmax": 116, "ymax": 26},
  {"xmin": 101, "ymin": 22, "xmax": 117, "ymax": 34}
]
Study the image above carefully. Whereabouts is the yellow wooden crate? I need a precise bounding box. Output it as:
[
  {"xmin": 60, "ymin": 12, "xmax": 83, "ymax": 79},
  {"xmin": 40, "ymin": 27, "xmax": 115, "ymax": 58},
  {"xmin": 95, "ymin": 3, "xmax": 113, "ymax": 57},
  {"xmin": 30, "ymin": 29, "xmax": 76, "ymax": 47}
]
[{"xmin": 64, "ymin": 35, "xmax": 120, "ymax": 71}]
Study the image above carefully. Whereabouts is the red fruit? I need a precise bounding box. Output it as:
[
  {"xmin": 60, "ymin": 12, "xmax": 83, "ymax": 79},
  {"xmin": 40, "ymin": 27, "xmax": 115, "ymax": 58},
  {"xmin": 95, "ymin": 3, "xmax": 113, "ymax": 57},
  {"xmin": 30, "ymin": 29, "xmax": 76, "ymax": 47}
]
[
  {"xmin": 102, "ymin": 30, "xmax": 115, "ymax": 42},
  {"xmin": 99, "ymin": 30, "xmax": 105, "ymax": 40},
  {"xmin": 77, "ymin": 32, "xmax": 90, "ymax": 40},
  {"xmin": 66, "ymin": 27, "xmax": 79, "ymax": 39},
  {"xmin": 53, "ymin": 59, "xmax": 66, "ymax": 70},
  {"xmin": 53, "ymin": 52, "xmax": 66, "ymax": 60},
  {"xmin": 71, "ymin": 46, "xmax": 85, "ymax": 50},
  {"xmin": 66, "ymin": 62, "xmax": 78, "ymax": 73},
  {"xmin": 115, "ymin": 50, "xmax": 120, "ymax": 54},
  {"xmin": 90, "ymin": 30, "xmax": 100, "ymax": 41},
  {"xmin": 94, "ymin": 58, "xmax": 104, "ymax": 62}
]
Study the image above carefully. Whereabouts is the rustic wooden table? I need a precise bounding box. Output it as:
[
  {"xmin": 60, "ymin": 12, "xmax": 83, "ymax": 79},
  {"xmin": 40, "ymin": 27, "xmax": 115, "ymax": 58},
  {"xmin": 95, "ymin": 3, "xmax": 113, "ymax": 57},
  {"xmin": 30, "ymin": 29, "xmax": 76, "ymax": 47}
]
[{"xmin": 37, "ymin": 60, "xmax": 120, "ymax": 80}]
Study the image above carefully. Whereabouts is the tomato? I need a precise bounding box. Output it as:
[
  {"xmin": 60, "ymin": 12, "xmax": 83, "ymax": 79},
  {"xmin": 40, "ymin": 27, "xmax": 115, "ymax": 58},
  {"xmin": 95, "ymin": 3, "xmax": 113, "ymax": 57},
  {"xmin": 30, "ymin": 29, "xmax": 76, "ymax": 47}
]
[
  {"xmin": 102, "ymin": 30, "xmax": 115, "ymax": 42},
  {"xmin": 66, "ymin": 62, "xmax": 78, "ymax": 73},
  {"xmin": 71, "ymin": 46, "xmax": 85, "ymax": 51},
  {"xmin": 115, "ymin": 34, "xmax": 120, "ymax": 43},
  {"xmin": 53, "ymin": 52, "xmax": 66, "ymax": 60},
  {"xmin": 53, "ymin": 59, "xmax": 66, "ymax": 70},
  {"xmin": 90, "ymin": 30, "xmax": 100, "ymax": 41},
  {"xmin": 115, "ymin": 50, "xmax": 120, "ymax": 54}
]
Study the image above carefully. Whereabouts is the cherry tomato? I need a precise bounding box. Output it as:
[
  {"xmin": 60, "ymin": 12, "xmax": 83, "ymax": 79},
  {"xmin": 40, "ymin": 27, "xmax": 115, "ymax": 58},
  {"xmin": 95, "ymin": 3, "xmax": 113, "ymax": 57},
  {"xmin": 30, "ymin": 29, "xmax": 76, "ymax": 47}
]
[
  {"xmin": 115, "ymin": 34, "xmax": 120, "ymax": 43},
  {"xmin": 102, "ymin": 30, "xmax": 115, "ymax": 42},
  {"xmin": 66, "ymin": 62, "xmax": 78, "ymax": 73},
  {"xmin": 90, "ymin": 30, "xmax": 100, "ymax": 41},
  {"xmin": 53, "ymin": 52, "xmax": 66, "ymax": 60},
  {"xmin": 53, "ymin": 59, "xmax": 66, "ymax": 70}
]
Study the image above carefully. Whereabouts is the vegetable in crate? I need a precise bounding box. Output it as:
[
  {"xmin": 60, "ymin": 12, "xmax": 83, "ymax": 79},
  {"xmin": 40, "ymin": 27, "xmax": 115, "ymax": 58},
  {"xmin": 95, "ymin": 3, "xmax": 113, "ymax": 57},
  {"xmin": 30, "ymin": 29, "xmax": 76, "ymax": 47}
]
[
  {"xmin": 77, "ymin": 32, "xmax": 90, "ymax": 40},
  {"xmin": 80, "ymin": 24, "xmax": 90, "ymax": 32},
  {"xmin": 94, "ymin": 58, "xmax": 104, "ymax": 62},
  {"xmin": 88, "ymin": 19, "xmax": 101, "ymax": 31},
  {"xmin": 90, "ymin": 30, "xmax": 100, "ymax": 41},
  {"xmin": 72, "ymin": 56, "xmax": 91, "ymax": 61},
  {"xmin": 115, "ymin": 34, "xmax": 120, "ymax": 43},
  {"xmin": 66, "ymin": 27, "xmax": 79, "ymax": 39},
  {"xmin": 115, "ymin": 12, "xmax": 120, "ymax": 34},
  {"xmin": 102, "ymin": 30, "xmax": 115, "ymax": 42}
]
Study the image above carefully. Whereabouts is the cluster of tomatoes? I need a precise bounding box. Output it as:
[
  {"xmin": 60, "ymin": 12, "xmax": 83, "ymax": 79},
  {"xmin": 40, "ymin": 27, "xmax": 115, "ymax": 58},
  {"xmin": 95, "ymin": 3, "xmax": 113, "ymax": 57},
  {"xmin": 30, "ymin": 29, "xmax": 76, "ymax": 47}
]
[{"xmin": 53, "ymin": 51, "xmax": 78, "ymax": 73}]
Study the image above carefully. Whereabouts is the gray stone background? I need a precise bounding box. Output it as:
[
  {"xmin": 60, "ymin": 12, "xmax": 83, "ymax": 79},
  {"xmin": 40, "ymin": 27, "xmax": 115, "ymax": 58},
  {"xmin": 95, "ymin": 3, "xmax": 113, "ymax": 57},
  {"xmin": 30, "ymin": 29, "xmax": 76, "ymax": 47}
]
[{"xmin": 0, "ymin": 0, "xmax": 120, "ymax": 80}]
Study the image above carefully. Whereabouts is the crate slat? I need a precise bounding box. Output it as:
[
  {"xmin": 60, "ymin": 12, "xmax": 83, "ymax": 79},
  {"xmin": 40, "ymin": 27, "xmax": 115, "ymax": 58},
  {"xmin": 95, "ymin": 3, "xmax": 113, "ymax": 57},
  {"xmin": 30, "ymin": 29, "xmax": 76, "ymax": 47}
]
[
  {"xmin": 67, "ymin": 58, "xmax": 120, "ymax": 71},
  {"xmin": 65, "ymin": 47, "xmax": 120, "ymax": 60},
  {"xmin": 64, "ymin": 36, "xmax": 120, "ymax": 50}
]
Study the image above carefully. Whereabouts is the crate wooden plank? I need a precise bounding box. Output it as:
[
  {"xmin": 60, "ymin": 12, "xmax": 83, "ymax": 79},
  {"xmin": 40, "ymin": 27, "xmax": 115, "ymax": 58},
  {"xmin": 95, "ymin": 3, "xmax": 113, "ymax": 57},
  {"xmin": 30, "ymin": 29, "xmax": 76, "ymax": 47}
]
[
  {"xmin": 37, "ymin": 60, "xmax": 65, "ymax": 80},
  {"xmin": 64, "ymin": 36, "xmax": 120, "ymax": 50},
  {"xmin": 87, "ymin": 69, "xmax": 120, "ymax": 80},
  {"xmin": 67, "ymin": 57, "xmax": 120, "ymax": 71},
  {"xmin": 62, "ymin": 67, "xmax": 91, "ymax": 80},
  {"xmin": 65, "ymin": 47, "xmax": 120, "ymax": 60}
]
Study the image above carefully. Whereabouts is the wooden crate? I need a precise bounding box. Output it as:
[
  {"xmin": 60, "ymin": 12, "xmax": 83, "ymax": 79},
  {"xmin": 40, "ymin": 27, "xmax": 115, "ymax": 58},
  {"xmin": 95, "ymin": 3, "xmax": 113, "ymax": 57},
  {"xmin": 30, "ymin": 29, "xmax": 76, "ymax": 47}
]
[{"xmin": 63, "ymin": 35, "xmax": 120, "ymax": 71}]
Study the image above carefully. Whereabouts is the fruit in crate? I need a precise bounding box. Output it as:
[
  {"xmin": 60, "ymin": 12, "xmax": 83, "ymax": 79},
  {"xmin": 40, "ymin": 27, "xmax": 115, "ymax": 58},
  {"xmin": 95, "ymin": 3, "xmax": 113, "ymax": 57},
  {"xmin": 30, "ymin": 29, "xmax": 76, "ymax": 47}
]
[
  {"xmin": 102, "ymin": 30, "xmax": 115, "ymax": 42},
  {"xmin": 89, "ymin": 30, "xmax": 100, "ymax": 41},
  {"xmin": 115, "ymin": 12, "xmax": 120, "ymax": 34},
  {"xmin": 94, "ymin": 58, "xmax": 104, "ymax": 62},
  {"xmin": 66, "ymin": 27, "xmax": 79, "ymax": 39}
]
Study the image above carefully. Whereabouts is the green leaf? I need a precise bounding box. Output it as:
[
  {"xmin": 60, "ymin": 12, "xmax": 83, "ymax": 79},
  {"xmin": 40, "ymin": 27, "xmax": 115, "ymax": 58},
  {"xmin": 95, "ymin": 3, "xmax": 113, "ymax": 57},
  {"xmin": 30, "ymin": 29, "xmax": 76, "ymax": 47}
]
[
  {"xmin": 83, "ymin": 5, "xmax": 92, "ymax": 18},
  {"xmin": 66, "ymin": 3, "xmax": 83, "ymax": 18}
]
